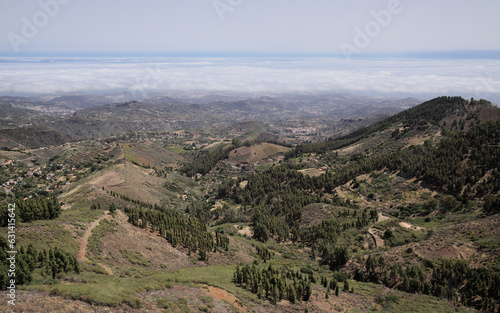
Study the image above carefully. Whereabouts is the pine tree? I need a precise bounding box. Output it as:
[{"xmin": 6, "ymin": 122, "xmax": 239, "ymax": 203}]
[
  {"xmin": 303, "ymin": 282, "xmax": 312, "ymax": 301},
  {"xmin": 330, "ymin": 279, "xmax": 337, "ymax": 290},
  {"xmin": 344, "ymin": 280, "xmax": 350, "ymax": 292},
  {"xmin": 287, "ymin": 285, "xmax": 296, "ymax": 304}
]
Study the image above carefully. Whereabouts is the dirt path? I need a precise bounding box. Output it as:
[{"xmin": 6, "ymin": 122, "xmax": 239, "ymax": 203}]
[
  {"xmin": 98, "ymin": 263, "xmax": 114, "ymax": 276},
  {"xmin": 203, "ymin": 285, "xmax": 248, "ymax": 313},
  {"xmin": 368, "ymin": 228, "xmax": 385, "ymax": 248},
  {"xmin": 61, "ymin": 203, "xmax": 72, "ymax": 211},
  {"xmin": 77, "ymin": 212, "xmax": 111, "ymax": 262},
  {"xmin": 364, "ymin": 213, "xmax": 390, "ymax": 249}
]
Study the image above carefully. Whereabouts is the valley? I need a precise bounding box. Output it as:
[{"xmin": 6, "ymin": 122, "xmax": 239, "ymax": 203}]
[{"xmin": 0, "ymin": 95, "xmax": 499, "ymax": 313}]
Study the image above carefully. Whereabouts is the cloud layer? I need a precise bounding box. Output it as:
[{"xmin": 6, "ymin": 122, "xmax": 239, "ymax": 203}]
[{"xmin": 0, "ymin": 57, "xmax": 499, "ymax": 102}]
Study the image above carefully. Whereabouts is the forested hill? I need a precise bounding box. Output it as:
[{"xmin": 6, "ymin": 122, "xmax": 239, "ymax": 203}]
[
  {"xmin": 219, "ymin": 119, "xmax": 500, "ymax": 234},
  {"xmin": 216, "ymin": 97, "xmax": 500, "ymax": 311},
  {"xmin": 286, "ymin": 96, "xmax": 497, "ymax": 157}
]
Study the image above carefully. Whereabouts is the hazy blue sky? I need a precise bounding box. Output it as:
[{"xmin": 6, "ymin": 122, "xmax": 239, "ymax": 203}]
[{"xmin": 1, "ymin": 0, "xmax": 499, "ymax": 56}]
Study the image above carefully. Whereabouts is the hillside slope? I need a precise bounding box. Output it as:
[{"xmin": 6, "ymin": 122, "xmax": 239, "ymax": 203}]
[
  {"xmin": 1, "ymin": 96, "xmax": 499, "ymax": 313},
  {"xmin": 217, "ymin": 96, "xmax": 500, "ymax": 312}
]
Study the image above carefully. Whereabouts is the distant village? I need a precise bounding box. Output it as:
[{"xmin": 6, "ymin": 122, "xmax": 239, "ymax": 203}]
[{"xmin": 1, "ymin": 158, "xmax": 80, "ymax": 198}]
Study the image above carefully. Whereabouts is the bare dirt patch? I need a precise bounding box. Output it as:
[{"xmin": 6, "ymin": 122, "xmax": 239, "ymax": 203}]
[
  {"xmin": 309, "ymin": 285, "xmax": 380, "ymax": 313},
  {"xmin": 403, "ymin": 133, "xmax": 436, "ymax": 149},
  {"xmin": 378, "ymin": 212, "xmax": 391, "ymax": 223},
  {"xmin": 0, "ymin": 291, "xmax": 124, "ymax": 313},
  {"xmin": 90, "ymin": 166, "xmax": 125, "ymax": 188},
  {"xmin": 337, "ymin": 143, "xmax": 362, "ymax": 156},
  {"xmin": 300, "ymin": 204, "xmax": 336, "ymax": 227},
  {"xmin": 87, "ymin": 161, "xmax": 171, "ymax": 205},
  {"xmin": 100, "ymin": 210, "xmax": 193, "ymax": 271},
  {"xmin": 239, "ymin": 180, "xmax": 248, "ymax": 189},
  {"xmin": 398, "ymin": 221, "xmax": 425, "ymax": 232},
  {"xmin": 61, "ymin": 203, "xmax": 72, "ymax": 211},
  {"xmin": 142, "ymin": 285, "xmax": 238, "ymax": 313},
  {"xmin": 479, "ymin": 106, "xmax": 500, "ymax": 122},
  {"xmin": 415, "ymin": 241, "xmax": 477, "ymax": 260},
  {"xmin": 98, "ymin": 262, "xmax": 114, "ymax": 276},
  {"xmin": 203, "ymin": 285, "xmax": 248, "ymax": 313},
  {"xmin": 298, "ymin": 168, "xmax": 324, "ymax": 177},
  {"xmin": 204, "ymin": 141, "xmax": 224, "ymax": 150},
  {"xmin": 207, "ymin": 235, "xmax": 256, "ymax": 266},
  {"xmin": 9, "ymin": 287, "xmax": 239, "ymax": 313},
  {"xmin": 234, "ymin": 225, "xmax": 253, "ymax": 237},
  {"xmin": 227, "ymin": 143, "xmax": 289, "ymax": 165},
  {"xmin": 121, "ymin": 141, "xmax": 184, "ymax": 167}
]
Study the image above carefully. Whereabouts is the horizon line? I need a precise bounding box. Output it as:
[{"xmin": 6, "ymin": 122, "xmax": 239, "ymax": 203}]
[{"xmin": 0, "ymin": 50, "xmax": 499, "ymax": 60}]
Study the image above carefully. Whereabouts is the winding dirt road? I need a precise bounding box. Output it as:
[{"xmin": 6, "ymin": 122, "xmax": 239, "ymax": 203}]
[{"xmin": 77, "ymin": 212, "xmax": 111, "ymax": 262}]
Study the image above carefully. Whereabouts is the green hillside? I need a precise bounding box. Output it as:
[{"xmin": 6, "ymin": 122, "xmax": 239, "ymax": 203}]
[{"xmin": 1, "ymin": 96, "xmax": 499, "ymax": 312}]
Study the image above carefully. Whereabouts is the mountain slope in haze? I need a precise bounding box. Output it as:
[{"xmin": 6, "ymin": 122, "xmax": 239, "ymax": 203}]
[
  {"xmin": 0, "ymin": 94, "xmax": 420, "ymax": 148},
  {"xmin": 287, "ymin": 96, "xmax": 498, "ymax": 157},
  {"xmin": 0, "ymin": 125, "xmax": 73, "ymax": 149}
]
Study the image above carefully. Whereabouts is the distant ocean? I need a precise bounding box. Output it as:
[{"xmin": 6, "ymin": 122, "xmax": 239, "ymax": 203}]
[{"xmin": 0, "ymin": 57, "xmax": 499, "ymax": 103}]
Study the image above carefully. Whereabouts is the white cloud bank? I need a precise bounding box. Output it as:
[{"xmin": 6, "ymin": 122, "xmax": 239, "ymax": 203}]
[{"xmin": 0, "ymin": 57, "xmax": 499, "ymax": 102}]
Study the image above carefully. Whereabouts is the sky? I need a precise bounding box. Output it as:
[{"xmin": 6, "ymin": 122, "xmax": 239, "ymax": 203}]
[
  {"xmin": 1, "ymin": 0, "xmax": 499, "ymax": 56},
  {"xmin": 0, "ymin": 0, "xmax": 499, "ymax": 101}
]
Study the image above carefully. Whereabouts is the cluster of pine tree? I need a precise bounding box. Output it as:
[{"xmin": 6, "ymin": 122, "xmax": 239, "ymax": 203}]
[
  {"xmin": 218, "ymin": 164, "xmax": 343, "ymax": 211},
  {"xmin": 218, "ymin": 164, "xmax": 349, "ymax": 243},
  {"xmin": 124, "ymin": 206, "xmax": 228, "ymax": 262},
  {"xmin": 302, "ymin": 209, "xmax": 376, "ymax": 244},
  {"xmin": 0, "ymin": 195, "xmax": 61, "ymax": 226},
  {"xmin": 233, "ymin": 263, "xmax": 312, "ymax": 304},
  {"xmin": 153, "ymin": 166, "xmax": 174, "ymax": 178},
  {"xmin": 317, "ymin": 243, "xmax": 349, "ymax": 271},
  {"xmin": 252, "ymin": 208, "xmax": 291, "ymax": 243},
  {"xmin": 255, "ymin": 245, "xmax": 274, "ymax": 262},
  {"xmin": 186, "ymin": 201, "xmax": 213, "ymax": 224},
  {"xmin": 354, "ymin": 256, "xmax": 499, "ymax": 312},
  {"xmin": 320, "ymin": 276, "xmax": 340, "ymax": 298},
  {"xmin": 214, "ymin": 230, "xmax": 229, "ymax": 252},
  {"xmin": 483, "ymin": 195, "xmax": 500, "ymax": 215},
  {"xmin": 180, "ymin": 143, "xmax": 234, "ymax": 177},
  {"xmin": 219, "ymin": 167, "xmax": 383, "ymax": 271},
  {"xmin": 384, "ymin": 120, "xmax": 500, "ymax": 196},
  {"xmin": 106, "ymin": 188, "xmax": 155, "ymax": 209},
  {"xmin": 0, "ymin": 239, "xmax": 80, "ymax": 290}
]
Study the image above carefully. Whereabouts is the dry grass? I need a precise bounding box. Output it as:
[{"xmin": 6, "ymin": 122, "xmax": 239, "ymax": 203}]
[{"xmin": 227, "ymin": 143, "xmax": 289, "ymax": 165}]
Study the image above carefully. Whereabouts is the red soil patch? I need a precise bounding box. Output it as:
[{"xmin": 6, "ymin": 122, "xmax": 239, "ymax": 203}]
[{"xmin": 203, "ymin": 285, "xmax": 248, "ymax": 313}]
